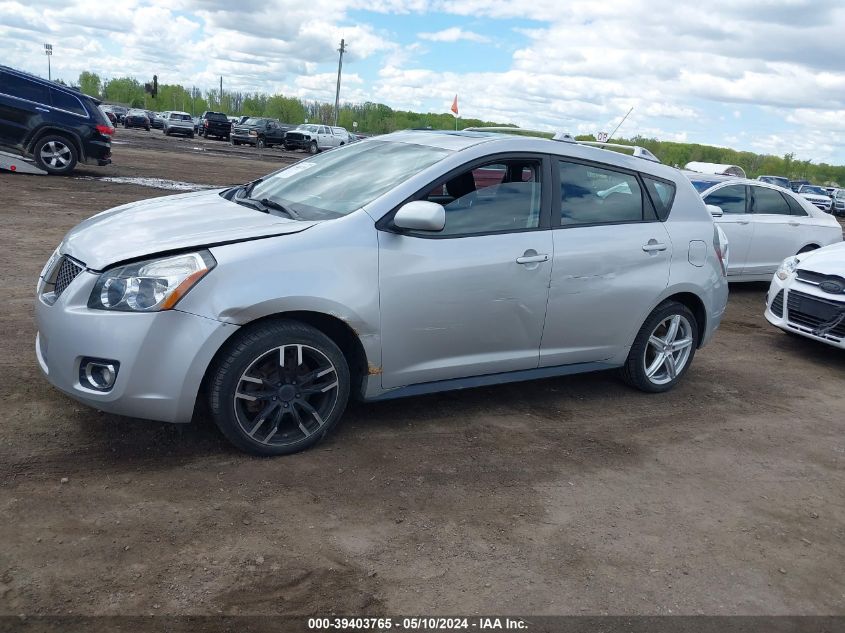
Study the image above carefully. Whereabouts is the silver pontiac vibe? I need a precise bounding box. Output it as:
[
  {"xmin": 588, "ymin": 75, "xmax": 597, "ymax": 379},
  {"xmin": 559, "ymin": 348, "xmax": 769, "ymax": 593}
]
[{"xmin": 35, "ymin": 131, "xmax": 729, "ymax": 455}]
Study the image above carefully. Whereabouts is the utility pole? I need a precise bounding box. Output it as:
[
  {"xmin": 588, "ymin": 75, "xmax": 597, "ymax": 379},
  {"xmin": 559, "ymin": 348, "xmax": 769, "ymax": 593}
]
[
  {"xmin": 220, "ymin": 76, "xmax": 223, "ymax": 111},
  {"xmin": 334, "ymin": 38, "xmax": 345, "ymax": 127},
  {"xmin": 44, "ymin": 43, "xmax": 52, "ymax": 81}
]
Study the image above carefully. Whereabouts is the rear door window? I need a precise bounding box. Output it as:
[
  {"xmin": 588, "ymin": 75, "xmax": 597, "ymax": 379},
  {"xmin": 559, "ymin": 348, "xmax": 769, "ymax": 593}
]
[
  {"xmin": 703, "ymin": 185, "xmax": 747, "ymax": 214},
  {"xmin": 751, "ymin": 186, "xmax": 791, "ymax": 215},
  {"xmin": 783, "ymin": 193, "xmax": 809, "ymax": 216},
  {"xmin": 558, "ymin": 160, "xmax": 646, "ymax": 226}
]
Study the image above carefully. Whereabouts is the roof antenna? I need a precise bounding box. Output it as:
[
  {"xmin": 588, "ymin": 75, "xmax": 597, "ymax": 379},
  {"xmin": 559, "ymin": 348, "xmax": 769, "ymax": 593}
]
[{"xmin": 607, "ymin": 106, "xmax": 633, "ymax": 142}]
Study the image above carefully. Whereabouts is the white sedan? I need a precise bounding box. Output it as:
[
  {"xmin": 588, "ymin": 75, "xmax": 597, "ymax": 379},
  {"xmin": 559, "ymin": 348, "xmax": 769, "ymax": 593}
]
[
  {"xmin": 765, "ymin": 243, "xmax": 845, "ymax": 348},
  {"xmin": 687, "ymin": 174, "xmax": 842, "ymax": 282}
]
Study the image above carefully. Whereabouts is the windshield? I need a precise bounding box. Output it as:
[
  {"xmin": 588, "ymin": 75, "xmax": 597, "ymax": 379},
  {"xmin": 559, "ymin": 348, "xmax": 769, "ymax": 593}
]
[
  {"xmin": 250, "ymin": 140, "xmax": 452, "ymax": 220},
  {"xmin": 297, "ymin": 124, "xmax": 319, "ymax": 133},
  {"xmin": 244, "ymin": 118, "xmax": 267, "ymax": 125},
  {"xmin": 801, "ymin": 186, "xmax": 827, "ymax": 195},
  {"xmin": 690, "ymin": 179, "xmax": 721, "ymax": 193}
]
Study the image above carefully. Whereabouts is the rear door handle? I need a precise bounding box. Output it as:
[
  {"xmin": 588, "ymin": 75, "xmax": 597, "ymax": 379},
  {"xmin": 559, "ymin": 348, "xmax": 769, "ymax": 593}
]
[
  {"xmin": 737, "ymin": 220, "xmax": 750, "ymax": 225},
  {"xmin": 788, "ymin": 221, "xmax": 800, "ymax": 226},
  {"xmin": 516, "ymin": 254, "xmax": 549, "ymax": 264},
  {"xmin": 642, "ymin": 242, "xmax": 667, "ymax": 252}
]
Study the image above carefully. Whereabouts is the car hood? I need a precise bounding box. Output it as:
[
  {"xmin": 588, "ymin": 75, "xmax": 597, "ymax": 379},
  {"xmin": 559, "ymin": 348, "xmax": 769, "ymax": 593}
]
[
  {"xmin": 800, "ymin": 193, "xmax": 830, "ymax": 202},
  {"xmin": 799, "ymin": 242, "xmax": 845, "ymax": 272},
  {"xmin": 61, "ymin": 189, "xmax": 317, "ymax": 270}
]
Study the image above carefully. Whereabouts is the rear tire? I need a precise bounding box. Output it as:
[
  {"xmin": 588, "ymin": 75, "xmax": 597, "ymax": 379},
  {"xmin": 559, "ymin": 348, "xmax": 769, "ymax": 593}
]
[
  {"xmin": 33, "ymin": 135, "xmax": 78, "ymax": 175},
  {"xmin": 620, "ymin": 300, "xmax": 698, "ymax": 393},
  {"xmin": 209, "ymin": 321, "xmax": 350, "ymax": 456}
]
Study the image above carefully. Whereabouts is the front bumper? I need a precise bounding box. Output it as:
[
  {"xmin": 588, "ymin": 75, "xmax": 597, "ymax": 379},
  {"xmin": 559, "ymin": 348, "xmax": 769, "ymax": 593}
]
[
  {"xmin": 764, "ymin": 274, "xmax": 845, "ymax": 349},
  {"xmin": 35, "ymin": 269, "xmax": 237, "ymax": 423},
  {"xmin": 231, "ymin": 133, "xmax": 257, "ymax": 145},
  {"xmin": 284, "ymin": 138, "xmax": 312, "ymax": 149}
]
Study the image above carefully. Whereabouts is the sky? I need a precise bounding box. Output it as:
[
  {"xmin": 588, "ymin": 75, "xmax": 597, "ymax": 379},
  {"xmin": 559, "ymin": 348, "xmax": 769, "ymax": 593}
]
[{"xmin": 2, "ymin": 0, "xmax": 845, "ymax": 163}]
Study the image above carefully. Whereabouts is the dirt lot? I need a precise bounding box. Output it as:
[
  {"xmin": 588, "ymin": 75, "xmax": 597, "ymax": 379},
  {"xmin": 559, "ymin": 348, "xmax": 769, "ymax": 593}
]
[{"xmin": 1, "ymin": 132, "xmax": 844, "ymax": 618}]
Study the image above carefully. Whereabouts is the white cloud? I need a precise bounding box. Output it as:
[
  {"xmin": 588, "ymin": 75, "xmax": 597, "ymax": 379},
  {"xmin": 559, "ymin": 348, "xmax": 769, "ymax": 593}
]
[
  {"xmin": 1, "ymin": 0, "xmax": 844, "ymax": 161},
  {"xmin": 418, "ymin": 27, "xmax": 489, "ymax": 43}
]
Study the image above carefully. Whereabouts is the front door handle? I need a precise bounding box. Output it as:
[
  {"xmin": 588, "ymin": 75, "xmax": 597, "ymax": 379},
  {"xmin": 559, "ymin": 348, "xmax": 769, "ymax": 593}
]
[
  {"xmin": 35, "ymin": 106, "xmax": 50, "ymax": 112},
  {"xmin": 737, "ymin": 219, "xmax": 750, "ymax": 225},
  {"xmin": 642, "ymin": 241, "xmax": 667, "ymax": 253},
  {"xmin": 516, "ymin": 253, "xmax": 549, "ymax": 264},
  {"xmin": 788, "ymin": 221, "xmax": 800, "ymax": 226}
]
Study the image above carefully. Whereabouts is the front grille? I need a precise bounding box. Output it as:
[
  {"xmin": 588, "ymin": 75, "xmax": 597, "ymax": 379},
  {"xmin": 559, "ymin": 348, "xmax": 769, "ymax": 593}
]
[
  {"xmin": 770, "ymin": 290, "xmax": 784, "ymax": 317},
  {"xmin": 286, "ymin": 133, "xmax": 305, "ymax": 141},
  {"xmin": 786, "ymin": 290, "xmax": 845, "ymax": 341},
  {"xmin": 796, "ymin": 268, "xmax": 845, "ymax": 292},
  {"xmin": 54, "ymin": 256, "xmax": 85, "ymax": 297}
]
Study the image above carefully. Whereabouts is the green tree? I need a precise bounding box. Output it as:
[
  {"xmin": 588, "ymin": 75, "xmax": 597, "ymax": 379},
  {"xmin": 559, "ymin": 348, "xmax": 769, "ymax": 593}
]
[{"xmin": 78, "ymin": 71, "xmax": 102, "ymax": 98}]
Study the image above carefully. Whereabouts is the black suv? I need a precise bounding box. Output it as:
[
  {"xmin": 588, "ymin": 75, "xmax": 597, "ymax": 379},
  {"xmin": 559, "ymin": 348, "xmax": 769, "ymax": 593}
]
[{"xmin": 0, "ymin": 65, "xmax": 113, "ymax": 175}]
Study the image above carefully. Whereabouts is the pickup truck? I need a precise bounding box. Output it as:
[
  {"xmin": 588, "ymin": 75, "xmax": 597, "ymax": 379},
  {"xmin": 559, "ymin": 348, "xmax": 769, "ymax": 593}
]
[
  {"xmin": 230, "ymin": 118, "xmax": 295, "ymax": 148},
  {"xmin": 199, "ymin": 111, "xmax": 231, "ymax": 140},
  {"xmin": 283, "ymin": 124, "xmax": 350, "ymax": 153}
]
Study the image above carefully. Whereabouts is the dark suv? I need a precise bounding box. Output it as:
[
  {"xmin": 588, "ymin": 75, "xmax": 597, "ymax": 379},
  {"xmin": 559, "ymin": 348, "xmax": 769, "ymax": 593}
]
[{"xmin": 0, "ymin": 64, "xmax": 113, "ymax": 175}]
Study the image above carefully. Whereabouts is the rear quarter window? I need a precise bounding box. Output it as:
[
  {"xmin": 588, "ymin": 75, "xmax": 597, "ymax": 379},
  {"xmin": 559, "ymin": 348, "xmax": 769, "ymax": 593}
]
[
  {"xmin": 643, "ymin": 177, "xmax": 676, "ymax": 221},
  {"xmin": 49, "ymin": 89, "xmax": 87, "ymax": 116}
]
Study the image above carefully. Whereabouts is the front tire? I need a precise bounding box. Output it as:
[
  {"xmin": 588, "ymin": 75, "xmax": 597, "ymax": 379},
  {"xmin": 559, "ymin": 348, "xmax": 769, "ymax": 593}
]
[
  {"xmin": 309, "ymin": 140, "xmax": 318, "ymax": 154},
  {"xmin": 209, "ymin": 321, "xmax": 350, "ymax": 456},
  {"xmin": 620, "ymin": 301, "xmax": 698, "ymax": 393},
  {"xmin": 33, "ymin": 135, "xmax": 78, "ymax": 175}
]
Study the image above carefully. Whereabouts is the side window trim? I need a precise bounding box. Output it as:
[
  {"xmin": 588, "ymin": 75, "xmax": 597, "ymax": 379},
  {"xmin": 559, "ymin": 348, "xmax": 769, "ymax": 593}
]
[
  {"xmin": 375, "ymin": 152, "xmax": 554, "ymax": 239},
  {"xmin": 552, "ymin": 156, "xmax": 655, "ymax": 229}
]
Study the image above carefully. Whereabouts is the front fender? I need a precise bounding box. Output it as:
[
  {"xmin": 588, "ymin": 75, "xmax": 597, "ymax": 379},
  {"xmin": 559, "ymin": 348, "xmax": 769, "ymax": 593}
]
[{"xmin": 175, "ymin": 210, "xmax": 382, "ymax": 371}]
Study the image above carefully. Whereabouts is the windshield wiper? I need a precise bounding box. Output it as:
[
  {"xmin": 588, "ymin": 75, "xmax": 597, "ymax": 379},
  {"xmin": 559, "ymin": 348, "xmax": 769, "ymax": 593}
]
[{"xmin": 249, "ymin": 197, "xmax": 304, "ymax": 220}]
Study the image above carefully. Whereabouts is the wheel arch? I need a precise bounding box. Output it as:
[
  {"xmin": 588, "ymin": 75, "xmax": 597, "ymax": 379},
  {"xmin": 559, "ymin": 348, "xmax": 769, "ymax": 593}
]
[
  {"xmin": 26, "ymin": 126, "xmax": 85, "ymax": 161},
  {"xmin": 197, "ymin": 310, "xmax": 372, "ymax": 414},
  {"xmin": 662, "ymin": 291, "xmax": 707, "ymax": 347}
]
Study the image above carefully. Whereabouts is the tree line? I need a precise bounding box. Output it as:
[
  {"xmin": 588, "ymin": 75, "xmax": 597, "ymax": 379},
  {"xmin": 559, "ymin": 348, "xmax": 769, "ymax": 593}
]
[{"xmin": 74, "ymin": 71, "xmax": 843, "ymax": 185}]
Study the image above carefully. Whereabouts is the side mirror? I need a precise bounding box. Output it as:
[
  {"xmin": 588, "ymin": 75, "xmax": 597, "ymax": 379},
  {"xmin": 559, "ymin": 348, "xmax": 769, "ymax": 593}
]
[
  {"xmin": 393, "ymin": 201, "xmax": 445, "ymax": 232},
  {"xmin": 706, "ymin": 204, "xmax": 724, "ymax": 218}
]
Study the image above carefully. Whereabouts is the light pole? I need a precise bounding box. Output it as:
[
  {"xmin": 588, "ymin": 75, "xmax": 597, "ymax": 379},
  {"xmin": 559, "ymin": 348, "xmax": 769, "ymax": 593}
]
[
  {"xmin": 334, "ymin": 39, "xmax": 345, "ymax": 126},
  {"xmin": 44, "ymin": 43, "xmax": 52, "ymax": 81}
]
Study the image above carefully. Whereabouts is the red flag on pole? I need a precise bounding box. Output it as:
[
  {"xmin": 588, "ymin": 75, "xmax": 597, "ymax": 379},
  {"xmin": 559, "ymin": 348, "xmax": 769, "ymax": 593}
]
[{"xmin": 450, "ymin": 95, "xmax": 459, "ymax": 117}]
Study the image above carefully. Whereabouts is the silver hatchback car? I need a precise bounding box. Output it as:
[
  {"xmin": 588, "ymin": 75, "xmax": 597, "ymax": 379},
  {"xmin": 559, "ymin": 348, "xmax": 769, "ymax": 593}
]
[{"xmin": 35, "ymin": 131, "xmax": 729, "ymax": 455}]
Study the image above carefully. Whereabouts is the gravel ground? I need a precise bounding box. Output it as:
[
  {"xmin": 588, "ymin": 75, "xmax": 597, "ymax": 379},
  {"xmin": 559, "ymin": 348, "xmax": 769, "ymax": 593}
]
[{"xmin": 1, "ymin": 132, "xmax": 844, "ymax": 617}]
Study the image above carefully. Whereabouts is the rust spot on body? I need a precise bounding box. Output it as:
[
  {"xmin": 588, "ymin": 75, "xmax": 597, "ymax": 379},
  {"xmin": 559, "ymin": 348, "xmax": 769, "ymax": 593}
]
[{"xmin": 368, "ymin": 364, "xmax": 383, "ymax": 375}]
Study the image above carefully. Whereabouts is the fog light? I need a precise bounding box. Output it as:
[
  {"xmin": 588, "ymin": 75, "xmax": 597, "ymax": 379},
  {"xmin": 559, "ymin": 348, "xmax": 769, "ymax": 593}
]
[{"xmin": 79, "ymin": 358, "xmax": 119, "ymax": 391}]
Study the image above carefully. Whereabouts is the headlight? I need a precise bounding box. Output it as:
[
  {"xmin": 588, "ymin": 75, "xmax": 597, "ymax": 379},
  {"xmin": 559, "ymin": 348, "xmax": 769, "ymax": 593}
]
[
  {"xmin": 776, "ymin": 255, "xmax": 800, "ymax": 281},
  {"xmin": 40, "ymin": 247, "xmax": 61, "ymax": 279},
  {"xmin": 249, "ymin": 130, "xmax": 257, "ymax": 136},
  {"xmin": 88, "ymin": 251, "xmax": 215, "ymax": 312}
]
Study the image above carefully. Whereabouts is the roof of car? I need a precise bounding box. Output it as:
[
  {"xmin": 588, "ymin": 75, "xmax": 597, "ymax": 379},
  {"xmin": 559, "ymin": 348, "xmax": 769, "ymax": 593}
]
[
  {"xmin": 0, "ymin": 64, "xmax": 99, "ymax": 103},
  {"xmin": 378, "ymin": 129, "xmax": 690, "ymax": 180}
]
